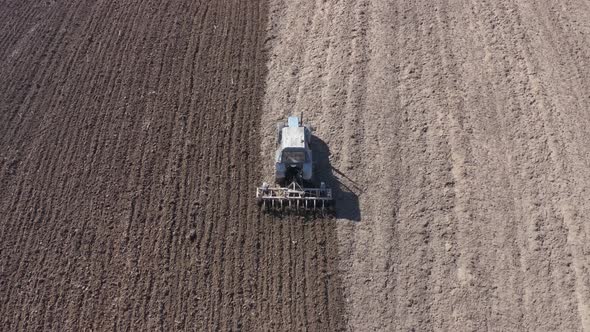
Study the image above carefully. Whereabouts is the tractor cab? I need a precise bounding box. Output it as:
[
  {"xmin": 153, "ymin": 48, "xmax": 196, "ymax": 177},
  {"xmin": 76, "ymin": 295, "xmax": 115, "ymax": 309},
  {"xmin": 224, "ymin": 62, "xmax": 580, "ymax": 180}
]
[{"xmin": 274, "ymin": 116, "xmax": 313, "ymax": 185}]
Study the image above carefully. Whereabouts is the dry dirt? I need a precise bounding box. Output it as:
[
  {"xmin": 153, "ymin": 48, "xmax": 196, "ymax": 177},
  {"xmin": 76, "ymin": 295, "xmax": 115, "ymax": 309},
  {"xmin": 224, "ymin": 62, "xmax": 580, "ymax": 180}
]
[
  {"xmin": 261, "ymin": 0, "xmax": 590, "ymax": 331},
  {"xmin": 1, "ymin": 0, "xmax": 589, "ymax": 331}
]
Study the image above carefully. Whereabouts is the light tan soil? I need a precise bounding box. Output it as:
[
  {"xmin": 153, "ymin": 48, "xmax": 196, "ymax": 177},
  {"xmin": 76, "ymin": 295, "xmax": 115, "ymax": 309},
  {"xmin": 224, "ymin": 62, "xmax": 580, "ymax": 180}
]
[{"xmin": 261, "ymin": 0, "xmax": 590, "ymax": 330}]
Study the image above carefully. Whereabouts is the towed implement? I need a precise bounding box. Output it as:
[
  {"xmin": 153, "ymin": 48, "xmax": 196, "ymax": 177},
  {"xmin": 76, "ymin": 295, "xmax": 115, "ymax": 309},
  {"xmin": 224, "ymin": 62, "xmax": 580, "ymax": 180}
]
[
  {"xmin": 256, "ymin": 116, "xmax": 333, "ymax": 213},
  {"xmin": 257, "ymin": 181, "xmax": 332, "ymax": 211}
]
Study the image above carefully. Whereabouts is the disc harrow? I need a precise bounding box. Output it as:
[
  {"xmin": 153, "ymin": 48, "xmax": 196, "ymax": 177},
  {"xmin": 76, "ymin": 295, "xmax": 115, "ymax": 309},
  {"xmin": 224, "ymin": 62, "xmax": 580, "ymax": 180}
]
[{"xmin": 256, "ymin": 181, "xmax": 333, "ymax": 213}]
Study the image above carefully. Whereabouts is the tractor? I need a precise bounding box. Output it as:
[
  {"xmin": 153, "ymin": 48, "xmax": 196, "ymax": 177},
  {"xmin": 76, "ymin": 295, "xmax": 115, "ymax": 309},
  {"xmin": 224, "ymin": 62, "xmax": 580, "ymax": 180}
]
[{"xmin": 256, "ymin": 116, "xmax": 333, "ymax": 212}]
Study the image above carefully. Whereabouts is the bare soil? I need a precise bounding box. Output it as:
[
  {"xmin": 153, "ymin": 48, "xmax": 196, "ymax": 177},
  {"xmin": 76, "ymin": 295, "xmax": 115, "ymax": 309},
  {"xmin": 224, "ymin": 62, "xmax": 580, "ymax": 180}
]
[
  {"xmin": 2, "ymin": 0, "xmax": 590, "ymax": 331},
  {"xmin": 261, "ymin": 0, "xmax": 590, "ymax": 331},
  {"xmin": 1, "ymin": 1, "xmax": 344, "ymax": 331}
]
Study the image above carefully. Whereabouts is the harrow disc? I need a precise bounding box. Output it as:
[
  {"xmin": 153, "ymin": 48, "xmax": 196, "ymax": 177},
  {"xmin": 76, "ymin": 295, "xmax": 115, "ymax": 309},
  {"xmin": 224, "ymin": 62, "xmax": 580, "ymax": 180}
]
[{"xmin": 256, "ymin": 182, "xmax": 334, "ymax": 215}]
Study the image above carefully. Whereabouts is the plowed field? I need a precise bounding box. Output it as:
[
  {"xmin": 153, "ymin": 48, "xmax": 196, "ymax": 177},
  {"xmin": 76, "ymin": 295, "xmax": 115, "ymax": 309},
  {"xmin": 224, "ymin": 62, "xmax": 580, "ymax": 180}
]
[
  {"xmin": 2, "ymin": 0, "xmax": 589, "ymax": 331},
  {"xmin": 0, "ymin": 1, "xmax": 343, "ymax": 330}
]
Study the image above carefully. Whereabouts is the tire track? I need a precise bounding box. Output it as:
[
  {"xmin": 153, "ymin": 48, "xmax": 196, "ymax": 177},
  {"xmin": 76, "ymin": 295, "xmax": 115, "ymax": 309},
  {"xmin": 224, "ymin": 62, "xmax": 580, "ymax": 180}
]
[{"xmin": 514, "ymin": 1, "xmax": 590, "ymax": 327}]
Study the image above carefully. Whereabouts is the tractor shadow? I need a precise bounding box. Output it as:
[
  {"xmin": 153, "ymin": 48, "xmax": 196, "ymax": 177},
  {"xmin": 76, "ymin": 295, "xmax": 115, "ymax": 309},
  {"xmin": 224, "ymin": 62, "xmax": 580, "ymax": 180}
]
[{"xmin": 311, "ymin": 135, "xmax": 361, "ymax": 222}]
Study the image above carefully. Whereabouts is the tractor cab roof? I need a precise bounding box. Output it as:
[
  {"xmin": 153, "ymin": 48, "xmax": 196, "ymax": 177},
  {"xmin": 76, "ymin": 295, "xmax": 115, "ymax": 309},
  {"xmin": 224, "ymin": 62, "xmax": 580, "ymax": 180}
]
[{"xmin": 281, "ymin": 126, "xmax": 306, "ymax": 149}]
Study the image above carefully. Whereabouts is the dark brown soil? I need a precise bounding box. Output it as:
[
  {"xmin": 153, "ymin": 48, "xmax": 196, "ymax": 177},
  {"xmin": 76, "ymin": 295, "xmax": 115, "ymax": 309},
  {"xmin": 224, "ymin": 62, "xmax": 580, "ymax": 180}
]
[{"xmin": 0, "ymin": 1, "xmax": 345, "ymax": 330}]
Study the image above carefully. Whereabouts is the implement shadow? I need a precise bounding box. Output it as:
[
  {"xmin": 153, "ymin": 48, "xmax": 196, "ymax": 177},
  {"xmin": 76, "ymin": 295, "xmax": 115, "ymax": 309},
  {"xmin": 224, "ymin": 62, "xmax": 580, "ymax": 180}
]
[{"xmin": 311, "ymin": 135, "xmax": 361, "ymax": 222}]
